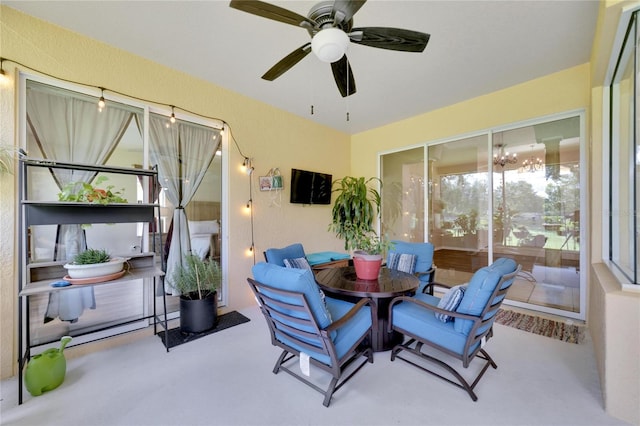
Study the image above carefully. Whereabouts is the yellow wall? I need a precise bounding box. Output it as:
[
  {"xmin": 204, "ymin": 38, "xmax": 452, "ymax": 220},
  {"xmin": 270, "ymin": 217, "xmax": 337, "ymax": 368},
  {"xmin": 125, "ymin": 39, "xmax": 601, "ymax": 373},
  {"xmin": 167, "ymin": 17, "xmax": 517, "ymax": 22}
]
[
  {"xmin": 350, "ymin": 64, "xmax": 590, "ymax": 179},
  {"xmin": 0, "ymin": 6, "xmax": 350, "ymax": 379}
]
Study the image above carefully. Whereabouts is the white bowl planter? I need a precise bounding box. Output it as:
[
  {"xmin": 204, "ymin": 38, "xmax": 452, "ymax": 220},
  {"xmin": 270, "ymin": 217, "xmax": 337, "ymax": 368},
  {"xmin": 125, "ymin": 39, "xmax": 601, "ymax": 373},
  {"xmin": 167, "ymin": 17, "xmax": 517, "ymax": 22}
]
[{"xmin": 63, "ymin": 257, "xmax": 127, "ymax": 279}]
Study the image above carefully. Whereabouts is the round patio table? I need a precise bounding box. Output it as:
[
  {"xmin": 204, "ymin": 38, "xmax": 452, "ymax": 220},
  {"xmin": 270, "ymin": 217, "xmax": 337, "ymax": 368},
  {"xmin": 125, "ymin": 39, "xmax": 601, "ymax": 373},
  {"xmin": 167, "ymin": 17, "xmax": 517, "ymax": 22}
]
[{"xmin": 315, "ymin": 266, "xmax": 419, "ymax": 352}]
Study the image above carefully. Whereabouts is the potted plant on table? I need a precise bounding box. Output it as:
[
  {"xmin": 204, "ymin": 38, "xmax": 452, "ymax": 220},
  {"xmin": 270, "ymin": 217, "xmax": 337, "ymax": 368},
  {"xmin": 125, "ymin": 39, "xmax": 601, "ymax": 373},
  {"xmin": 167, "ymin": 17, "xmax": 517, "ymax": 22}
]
[
  {"xmin": 329, "ymin": 176, "xmax": 391, "ymax": 280},
  {"xmin": 351, "ymin": 231, "xmax": 393, "ymax": 280},
  {"xmin": 172, "ymin": 254, "xmax": 221, "ymax": 333}
]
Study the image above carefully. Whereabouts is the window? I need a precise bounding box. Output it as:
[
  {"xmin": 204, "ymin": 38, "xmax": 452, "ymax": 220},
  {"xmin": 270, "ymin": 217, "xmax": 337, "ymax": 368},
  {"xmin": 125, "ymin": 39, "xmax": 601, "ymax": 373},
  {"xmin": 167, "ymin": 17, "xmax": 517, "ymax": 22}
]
[{"xmin": 609, "ymin": 10, "xmax": 640, "ymax": 284}]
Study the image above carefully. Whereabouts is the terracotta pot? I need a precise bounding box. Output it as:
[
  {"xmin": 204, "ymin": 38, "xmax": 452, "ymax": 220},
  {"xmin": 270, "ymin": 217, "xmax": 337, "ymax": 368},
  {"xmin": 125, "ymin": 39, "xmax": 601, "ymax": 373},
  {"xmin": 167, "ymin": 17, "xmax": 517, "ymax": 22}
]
[{"xmin": 352, "ymin": 253, "xmax": 383, "ymax": 280}]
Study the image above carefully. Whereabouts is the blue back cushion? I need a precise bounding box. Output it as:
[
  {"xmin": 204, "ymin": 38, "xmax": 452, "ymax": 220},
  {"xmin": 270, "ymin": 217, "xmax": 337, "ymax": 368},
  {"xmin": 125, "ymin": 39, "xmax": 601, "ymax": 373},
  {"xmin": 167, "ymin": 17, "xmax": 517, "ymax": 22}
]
[
  {"xmin": 264, "ymin": 243, "xmax": 306, "ymax": 267},
  {"xmin": 389, "ymin": 241, "xmax": 434, "ymax": 274},
  {"xmin": 454, "ymin": 258, "xmax": 517, "ymax": 334},
  {"xmin": 252, "ymin": 262, "xmax": 333, "ymax": 333}
]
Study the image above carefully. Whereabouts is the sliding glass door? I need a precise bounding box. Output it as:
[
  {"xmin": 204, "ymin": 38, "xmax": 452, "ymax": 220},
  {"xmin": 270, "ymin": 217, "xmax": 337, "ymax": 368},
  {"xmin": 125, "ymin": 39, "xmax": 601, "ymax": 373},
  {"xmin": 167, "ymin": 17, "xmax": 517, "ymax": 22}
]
[
  {"xmin": 380, "ymin": 113, "xmax": 585, "ymax": 319},
  {"xmin": 492, "ymin": 117, "xmax": 582, "ymax": 314}
]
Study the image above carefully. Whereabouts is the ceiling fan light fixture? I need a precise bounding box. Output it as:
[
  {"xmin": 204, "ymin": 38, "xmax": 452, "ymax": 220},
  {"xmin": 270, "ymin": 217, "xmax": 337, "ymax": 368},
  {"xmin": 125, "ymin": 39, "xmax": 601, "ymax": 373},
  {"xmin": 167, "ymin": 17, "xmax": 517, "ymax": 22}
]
[{"xmin": 311, "ymin": 27, "xmax": 349, "ymax": 63}]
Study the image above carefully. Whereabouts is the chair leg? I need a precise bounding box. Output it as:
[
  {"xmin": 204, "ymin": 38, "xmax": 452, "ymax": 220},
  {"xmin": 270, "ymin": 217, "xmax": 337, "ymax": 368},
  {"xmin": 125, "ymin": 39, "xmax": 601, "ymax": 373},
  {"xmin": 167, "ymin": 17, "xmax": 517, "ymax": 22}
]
[
  {"xmin": 272, "ymin": 349, "xmax": 293, "ymax": 374},
  {"xmin": 390, "ymin": 340, "xmax": 497, "ymax": 402},
  {"xmin": 272, "ymin": 347, "xmax": 372, "ymax": 407},
  {"xmin": 323, "ymin": 377, "xmax": 339, "ymax": 407}
]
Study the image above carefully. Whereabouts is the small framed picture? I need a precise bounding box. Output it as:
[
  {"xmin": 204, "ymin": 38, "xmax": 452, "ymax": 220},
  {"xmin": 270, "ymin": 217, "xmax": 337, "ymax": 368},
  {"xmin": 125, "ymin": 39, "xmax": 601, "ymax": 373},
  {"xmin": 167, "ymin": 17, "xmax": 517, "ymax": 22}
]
[
  {"xmin": 272, "ymin": 175, "xmax": 283, "ymax": 189},
  {"xmin": 259, "ymin": 176, "xmax": 272, "ymax": 191}
]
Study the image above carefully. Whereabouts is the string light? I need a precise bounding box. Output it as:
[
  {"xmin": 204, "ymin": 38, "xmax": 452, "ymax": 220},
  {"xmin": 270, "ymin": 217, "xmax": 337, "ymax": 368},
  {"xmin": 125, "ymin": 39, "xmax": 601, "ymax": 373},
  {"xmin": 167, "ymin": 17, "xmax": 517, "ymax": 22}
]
[
  {"xmin": 242, "ymin": 157, "xmax": 254, "ymax": 175},
  {"xmin": 0, "ymin": 59, "xmax": 9, "ymax": 84},
  {"xmin": 1, "ymin": 56, "xmax": 256, "ymax": 264},
  {"xmin": 98, "ymin": 87, "xmax": 105, "ymax": 111}
]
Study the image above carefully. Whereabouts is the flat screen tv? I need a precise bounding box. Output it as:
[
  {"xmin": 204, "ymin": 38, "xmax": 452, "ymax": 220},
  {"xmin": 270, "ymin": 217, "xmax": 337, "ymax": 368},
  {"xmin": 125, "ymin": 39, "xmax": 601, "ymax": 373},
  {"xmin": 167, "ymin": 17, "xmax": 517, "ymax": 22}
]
[{"xmin": 290, "ymin": 168, "xmax": 332, "ymax": 205}]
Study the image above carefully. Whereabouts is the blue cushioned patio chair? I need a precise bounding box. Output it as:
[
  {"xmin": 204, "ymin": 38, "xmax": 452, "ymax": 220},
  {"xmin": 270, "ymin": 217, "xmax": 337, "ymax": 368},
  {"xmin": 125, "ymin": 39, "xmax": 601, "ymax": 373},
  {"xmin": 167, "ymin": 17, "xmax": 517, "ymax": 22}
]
[
  {"xmin": 264, "ymin": 243, "xmax": 306, "ymax": 266},
  {"xmin": 249, "ymin": 262, "xmax": 375, "ymax": 407},
  {"xmin": 388, "ymin": 258, "xmax": 521, "ymax": 401},
  {"xmin": 387, "ymin": 241, "xmax": 436, "ymax": 295}
]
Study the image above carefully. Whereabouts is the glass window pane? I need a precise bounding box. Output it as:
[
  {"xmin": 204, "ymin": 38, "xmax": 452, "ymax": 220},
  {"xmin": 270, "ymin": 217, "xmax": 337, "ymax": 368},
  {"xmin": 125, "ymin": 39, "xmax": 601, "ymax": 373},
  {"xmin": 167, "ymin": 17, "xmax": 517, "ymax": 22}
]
[
  {"xmin": 610, "ymin": 15, "xmax": 636, "ymax": 281},
  {"xmin": 494, "ymin": 116, "xmax": 581, "ymax": 313},
  {"xmin": 381, "ymin": 147, "xmax": 425, "ymax": 242},
  {"xmin": 429, "ymin": 135, "xmax": 489, "ymax": 286}
]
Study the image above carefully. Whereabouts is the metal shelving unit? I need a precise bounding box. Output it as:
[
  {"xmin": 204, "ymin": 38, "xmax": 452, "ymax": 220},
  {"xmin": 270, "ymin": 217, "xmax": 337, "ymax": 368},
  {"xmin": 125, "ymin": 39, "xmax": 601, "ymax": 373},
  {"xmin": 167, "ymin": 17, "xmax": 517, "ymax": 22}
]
[{"xmin": 17, "ymin": 158, "xmax": 169, "ymax": 404}]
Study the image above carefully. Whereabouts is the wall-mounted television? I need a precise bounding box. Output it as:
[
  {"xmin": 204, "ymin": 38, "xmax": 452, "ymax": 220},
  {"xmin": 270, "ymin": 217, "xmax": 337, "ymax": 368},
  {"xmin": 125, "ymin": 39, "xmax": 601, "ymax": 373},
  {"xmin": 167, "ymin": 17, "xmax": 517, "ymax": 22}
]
[{"xmin": 290, "ymin": 168, "xmax": 332, "ymax": 205}]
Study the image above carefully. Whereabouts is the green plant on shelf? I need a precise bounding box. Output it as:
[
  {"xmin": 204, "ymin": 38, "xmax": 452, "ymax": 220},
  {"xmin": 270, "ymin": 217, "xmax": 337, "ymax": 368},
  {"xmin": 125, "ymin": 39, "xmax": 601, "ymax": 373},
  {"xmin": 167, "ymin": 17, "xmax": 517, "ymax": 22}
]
[
  {"xmin": 58, "ymin": 176, "xmax": 127, "ymax": 204},
  {"xmin": 70, "ymin": 248, "xmax": 111, "ymax": 265}
]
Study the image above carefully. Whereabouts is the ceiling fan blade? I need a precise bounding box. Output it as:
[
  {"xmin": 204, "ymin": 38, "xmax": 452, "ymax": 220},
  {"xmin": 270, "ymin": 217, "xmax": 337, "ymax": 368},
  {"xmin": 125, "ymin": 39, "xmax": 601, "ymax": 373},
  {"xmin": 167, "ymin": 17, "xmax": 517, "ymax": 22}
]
[
  {"xmin": 261, "ymin": 43, "xmax": 312, "ymax": 81},
  {"xmin": 229, "ymin": 0, "xmax": 315, "ymax": 28},
  {"xmin": 350, "ymin": 27, "xmax": 430, "ymax": 52},
  {"xmin": 332, "ymin": 0, "xmax": 367, "ymax": 26},
  {"xmin": 331, "ymin": 55, "xmax": 356, "ymax": 98}
]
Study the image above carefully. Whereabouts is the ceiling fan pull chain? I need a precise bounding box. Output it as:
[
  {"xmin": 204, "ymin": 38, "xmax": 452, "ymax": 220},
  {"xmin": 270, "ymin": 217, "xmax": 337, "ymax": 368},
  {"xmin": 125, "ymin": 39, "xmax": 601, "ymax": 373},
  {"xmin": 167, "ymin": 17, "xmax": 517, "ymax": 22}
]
[{"xmin": 346, "ymin": 59, "xmax": 350, "ymax": 122}]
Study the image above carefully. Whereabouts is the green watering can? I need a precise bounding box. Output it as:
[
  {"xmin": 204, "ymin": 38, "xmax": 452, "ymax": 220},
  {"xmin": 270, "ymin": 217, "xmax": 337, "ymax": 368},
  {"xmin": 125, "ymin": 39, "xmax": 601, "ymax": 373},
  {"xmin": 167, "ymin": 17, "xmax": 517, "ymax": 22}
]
[{"xmin": 24, "ymin": 336, "xmax": 72, "ymax": 396}]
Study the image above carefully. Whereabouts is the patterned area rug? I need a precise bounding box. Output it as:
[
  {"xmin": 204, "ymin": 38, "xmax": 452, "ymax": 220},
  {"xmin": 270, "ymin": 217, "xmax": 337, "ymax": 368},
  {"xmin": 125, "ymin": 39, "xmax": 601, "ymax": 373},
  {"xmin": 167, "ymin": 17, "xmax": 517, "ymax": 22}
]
[{"xmin": 495, "ymin": 309, "xmax": 586, "ymax": 344}]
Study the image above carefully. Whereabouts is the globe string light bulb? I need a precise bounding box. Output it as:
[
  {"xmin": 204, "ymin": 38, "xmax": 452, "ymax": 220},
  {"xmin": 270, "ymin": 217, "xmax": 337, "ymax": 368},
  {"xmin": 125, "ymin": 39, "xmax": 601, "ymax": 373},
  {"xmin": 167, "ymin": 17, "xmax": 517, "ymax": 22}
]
[{"xmin": 98, "ymin": 88, "xmax": 106, "ymax": 112}]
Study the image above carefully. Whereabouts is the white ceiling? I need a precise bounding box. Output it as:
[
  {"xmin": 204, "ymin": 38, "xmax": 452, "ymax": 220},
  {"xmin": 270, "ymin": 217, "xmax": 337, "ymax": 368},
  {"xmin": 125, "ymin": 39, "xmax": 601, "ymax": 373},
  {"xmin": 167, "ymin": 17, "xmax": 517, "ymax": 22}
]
[{"xmin": 5, "ymin": 0, "xmax": 600, "ymax": 134}]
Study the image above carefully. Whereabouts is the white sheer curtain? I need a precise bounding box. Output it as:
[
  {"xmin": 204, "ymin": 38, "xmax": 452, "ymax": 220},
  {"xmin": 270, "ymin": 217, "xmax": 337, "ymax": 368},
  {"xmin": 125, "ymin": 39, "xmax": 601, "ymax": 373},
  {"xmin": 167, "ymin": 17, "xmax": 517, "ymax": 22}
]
[
  {"xmin": 149, "ymin": 113, "xmax": 219, "ymax": 294},
  {"xmin": 26, "ymin": 83, "xmax": 133, "ymax": 322},
  {"xmin": 27, "ymin": 85, "xmax": 133, "ymax": 260}
]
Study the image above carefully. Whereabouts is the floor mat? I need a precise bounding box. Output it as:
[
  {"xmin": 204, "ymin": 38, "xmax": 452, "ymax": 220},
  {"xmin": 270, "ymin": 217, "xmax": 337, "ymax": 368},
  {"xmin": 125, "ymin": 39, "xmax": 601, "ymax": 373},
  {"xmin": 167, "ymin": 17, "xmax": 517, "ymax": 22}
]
[
  {"xmin": 157, "ymin": 310, "xmax": 250, "ymax": 349},
  {"xmin": 495, "ymin": 309, "xmax": 585, "ymax": 344}
]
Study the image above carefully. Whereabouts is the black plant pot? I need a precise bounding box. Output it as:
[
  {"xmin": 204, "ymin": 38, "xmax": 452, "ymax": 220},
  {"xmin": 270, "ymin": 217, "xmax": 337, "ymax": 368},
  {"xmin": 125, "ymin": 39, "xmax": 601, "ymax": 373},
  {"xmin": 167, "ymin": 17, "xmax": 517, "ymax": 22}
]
[{"xmin": 179, "ymin": 291, "xmax": 218, "ymax": 334}]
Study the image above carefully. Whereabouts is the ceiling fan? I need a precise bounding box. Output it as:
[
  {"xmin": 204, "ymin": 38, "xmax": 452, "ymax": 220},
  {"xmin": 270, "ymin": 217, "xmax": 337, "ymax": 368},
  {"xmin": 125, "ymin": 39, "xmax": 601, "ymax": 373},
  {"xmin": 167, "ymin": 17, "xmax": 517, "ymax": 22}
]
[{"xmin": 229, "ymin": 0, "xmax": 430, "ymax": 97}]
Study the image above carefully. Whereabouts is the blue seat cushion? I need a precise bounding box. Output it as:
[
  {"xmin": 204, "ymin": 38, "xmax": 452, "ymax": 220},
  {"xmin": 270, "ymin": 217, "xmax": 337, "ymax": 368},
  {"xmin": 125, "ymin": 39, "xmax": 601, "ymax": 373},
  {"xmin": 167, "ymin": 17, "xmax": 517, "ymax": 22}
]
[
  {"xmin": 392, "ymin": 293, "xmax": 478, "ymax": 356},
  {"xmin": 252, "ymin": 262, "xmax": 333, "ymax": 338},
  {"xmin": 454, "ymin": 258, "xmax": 517, "ymax": 334},
  {"xmin": 272, "ymin": 297, "xmax": 372, "ymax": 366},
  {"xmin": 264, "ymin": 243, "xmax": 306, "ymax": 267}
]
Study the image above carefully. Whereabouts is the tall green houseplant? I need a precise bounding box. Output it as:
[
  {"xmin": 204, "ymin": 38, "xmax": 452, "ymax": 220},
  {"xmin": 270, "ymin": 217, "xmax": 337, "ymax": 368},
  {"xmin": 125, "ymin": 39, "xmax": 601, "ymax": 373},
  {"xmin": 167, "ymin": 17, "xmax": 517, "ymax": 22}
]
[{"xmin": 329, "ymin": 176, "xmax": 383, "ymax": 252}]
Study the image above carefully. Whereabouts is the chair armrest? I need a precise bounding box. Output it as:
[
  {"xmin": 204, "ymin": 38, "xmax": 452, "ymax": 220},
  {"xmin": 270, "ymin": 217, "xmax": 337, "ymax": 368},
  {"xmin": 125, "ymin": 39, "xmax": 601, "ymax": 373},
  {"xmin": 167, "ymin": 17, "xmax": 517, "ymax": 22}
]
[
  {"xmin": 415, "ymin": 266, "xmax": 435, "ymax": 279},
  {"xmin": 416, "ymin": 266, "xmax": 436, "ymax": 294},
  {"xmin": 387, "ymin": 295, "xmax": 480, "ymax": 332},
  {"xmin": 323, "ymin": 298, "xmax": 377, "ymax": 337}
]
